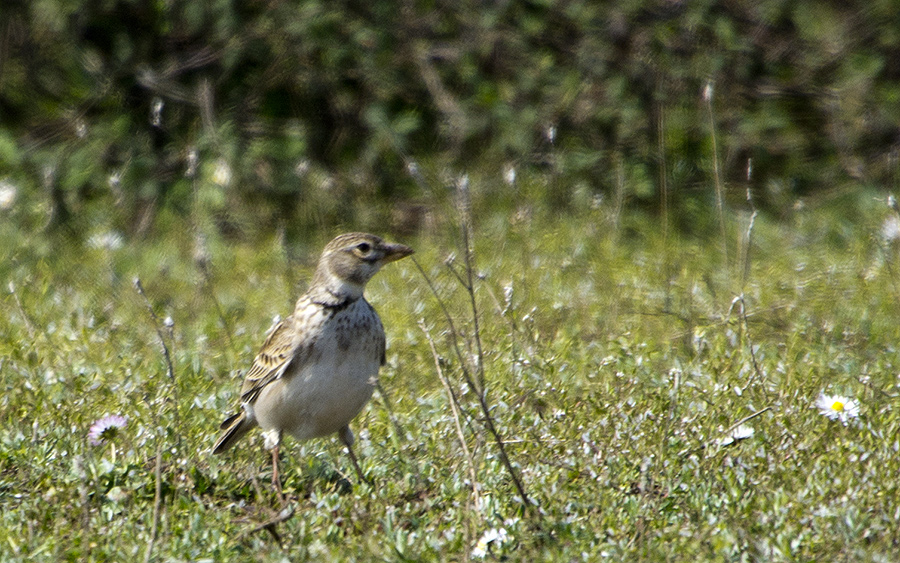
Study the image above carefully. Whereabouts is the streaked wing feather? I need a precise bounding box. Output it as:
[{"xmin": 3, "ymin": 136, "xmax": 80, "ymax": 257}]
[{"xmin": 239, "ymin": 317, "xmax": 298, "ymax": 403}]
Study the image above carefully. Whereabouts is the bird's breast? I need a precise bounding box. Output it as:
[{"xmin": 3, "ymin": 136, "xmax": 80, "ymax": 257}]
[{"xmin": 255, "ymin": 299, "xmax": 385, "ymax": 440}]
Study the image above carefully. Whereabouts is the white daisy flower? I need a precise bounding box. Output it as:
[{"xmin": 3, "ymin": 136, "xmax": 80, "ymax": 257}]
[
  {"xmin": 815, "ymin": 393, "xmax": 860, "ymax": 425},
  {"xmin": 472, "ymin": 528, "xmax": 509, "ymax": 558},
  {"xmin": 471, "ymin": 540, "xmax": 488, "ymax": 559}
]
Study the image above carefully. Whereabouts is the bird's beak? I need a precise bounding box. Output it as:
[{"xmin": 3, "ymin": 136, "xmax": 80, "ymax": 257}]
[{"xmin": 381, "ymin": 242, "xmax": 414, "ymax": 263}]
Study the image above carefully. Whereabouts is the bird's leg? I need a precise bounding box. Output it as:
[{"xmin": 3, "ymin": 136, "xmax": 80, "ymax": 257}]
[
  {"xmin": 271, "ymin": 445, "xmax": 284, "ymax": 503},
  {"xmin": 265, "ymin": 430, "xmax": 285, "ymax": 505},
  {"xmin": 338, "ymin": 425, "xmax": 370, "ymax": 485}
]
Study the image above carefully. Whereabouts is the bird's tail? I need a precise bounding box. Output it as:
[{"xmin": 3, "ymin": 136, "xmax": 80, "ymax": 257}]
[{"xmin": 212, "ymin": 412, "xmax": 256, "ymax": 454}]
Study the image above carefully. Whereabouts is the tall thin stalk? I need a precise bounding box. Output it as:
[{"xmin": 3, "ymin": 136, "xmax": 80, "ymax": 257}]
[
  {"xmin": 412, "ymin": 175, "xmax": 533, "ymax": 512},
  {"xmin": 704, "ymin": 81, "xmax": 729, "ymax": 275},
  {"xmin": 133, "ymin": 278, "xmax": 179, "ymax": 442},
  {"xmin": 419, "ymin": 319, "xmax": 481, "ymax": 510}
]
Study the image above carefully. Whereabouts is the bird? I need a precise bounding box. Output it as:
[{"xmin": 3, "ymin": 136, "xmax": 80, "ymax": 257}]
[{"xmin": 213, "ymin": 232, "xmax": 413, "ymax": 497}]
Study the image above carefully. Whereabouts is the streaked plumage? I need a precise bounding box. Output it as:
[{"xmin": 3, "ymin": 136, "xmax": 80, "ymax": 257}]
[{"xmin": 213, "ymin": 233, "xmax": 413, "ymax": 491}]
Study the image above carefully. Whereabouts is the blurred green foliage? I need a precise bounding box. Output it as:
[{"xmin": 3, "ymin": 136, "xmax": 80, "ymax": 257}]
[{"xmin": 1, "ymin": 0, "xmax": 899, "ymax": 237}]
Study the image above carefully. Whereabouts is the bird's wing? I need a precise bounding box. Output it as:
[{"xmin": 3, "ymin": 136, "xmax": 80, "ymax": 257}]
[
  {"xmin": 366, "ymin": 300, "xmax": 387, "ymax": 366},
  {"xmin": 363, "ymin": 298, "xmax": 387, "ymax": 366},
  {"xmin": 238, "ymin": 315, "xmax": 305, "ymax": 404}
]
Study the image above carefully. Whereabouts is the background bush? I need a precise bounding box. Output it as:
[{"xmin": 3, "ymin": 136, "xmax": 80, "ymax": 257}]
[{"xmin": 2, "ymin": 0, "xmax": 899, "ymax": 239}]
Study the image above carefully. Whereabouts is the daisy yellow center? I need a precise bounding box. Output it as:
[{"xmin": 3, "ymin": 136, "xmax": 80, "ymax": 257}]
[{"xmin": 831, "ymin": 401, "xmax": 845, "ymax": 412}]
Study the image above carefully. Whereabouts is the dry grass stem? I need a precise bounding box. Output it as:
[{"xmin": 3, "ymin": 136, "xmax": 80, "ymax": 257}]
[{"xmin": 419, "ymin": 319, "xmax": 482, "ymax": 510}]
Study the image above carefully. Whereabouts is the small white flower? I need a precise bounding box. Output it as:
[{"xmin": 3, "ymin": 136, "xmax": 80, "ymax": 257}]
[
  {"xmin": 881, "ymin": 215, "xmax": 900, "ymax": 242},
  {"xmin": 503, "ymin": 165, "xmax": 516, "ymax": 186},
  {"xmin": 107, "ymin": 171, "xmax": 121, "ymax": 190},
  {"xmin": 186, "ymin": 148, "xmax": 199, "ymax": 178},
  {"xmin": 732, "ymin": 424, "xmax": 754, "ymax": 440},
  {"xmin": 151, "ymin": 97, "xmax": 164, "ymax": 127},
  {"xmin": 87, "ymin": 231, "xmax": 124, "ymax": 251},
  {"xmin": 716, "ymin": 424, "xmax": 754, "ymax": 447},
  {"xmin": 75, "ymin": 118, "xmax": 88, "ymax": 139},
  {"xmin": 545, "ymin": 124, "xmax": 556, "ymax": 144},
  {"xmin": 213, "ymin": 158, "xmax": 232, "ymax": 186},
  {"xmin": 815, "ymin": 393, "xmax": 860, "ymax": 425},
  {"xmin": 471, "ymin": 542, "xmax": 488, "ymax": 559},
  {"xmin": 0, "ymin": 180, "xmax": 17, "ymax": 210}
]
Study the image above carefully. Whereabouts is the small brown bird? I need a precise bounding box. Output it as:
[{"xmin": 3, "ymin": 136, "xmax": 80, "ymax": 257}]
[{"xmin": 213, "ymin": 233, "xmax": 413, "ymax": 494}]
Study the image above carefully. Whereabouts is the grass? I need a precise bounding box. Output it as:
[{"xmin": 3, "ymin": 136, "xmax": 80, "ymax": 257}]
[{"xmin": 1, "ymin": 180, "xmax": 900, "ymax": 561}]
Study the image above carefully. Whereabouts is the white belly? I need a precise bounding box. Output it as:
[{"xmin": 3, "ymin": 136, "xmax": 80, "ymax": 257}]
[{"xmin": 253, "ymin": 300, "xmax": 383, "ymax": 441}]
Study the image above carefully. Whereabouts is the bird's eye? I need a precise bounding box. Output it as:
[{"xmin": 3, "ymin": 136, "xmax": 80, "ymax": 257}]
[{"xmin": 356, "ymin": 242, "xmax": 371, "ymax": 253}]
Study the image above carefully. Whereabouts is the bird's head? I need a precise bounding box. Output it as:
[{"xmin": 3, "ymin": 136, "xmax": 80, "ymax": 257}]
[{"xmin": 311, "ymin": 233, "xmax": 414, "ymax": 303}]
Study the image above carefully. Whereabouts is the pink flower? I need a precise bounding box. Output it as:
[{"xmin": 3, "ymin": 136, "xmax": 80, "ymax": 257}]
[{"xmin": 88, "ymin": 415, "xmax": 128, "ymax": 446}]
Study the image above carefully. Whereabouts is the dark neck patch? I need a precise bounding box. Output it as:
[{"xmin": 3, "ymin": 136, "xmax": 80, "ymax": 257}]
[{"xmin": 312, "ymin": 289, "xmax": 358, "ymax": 312}]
